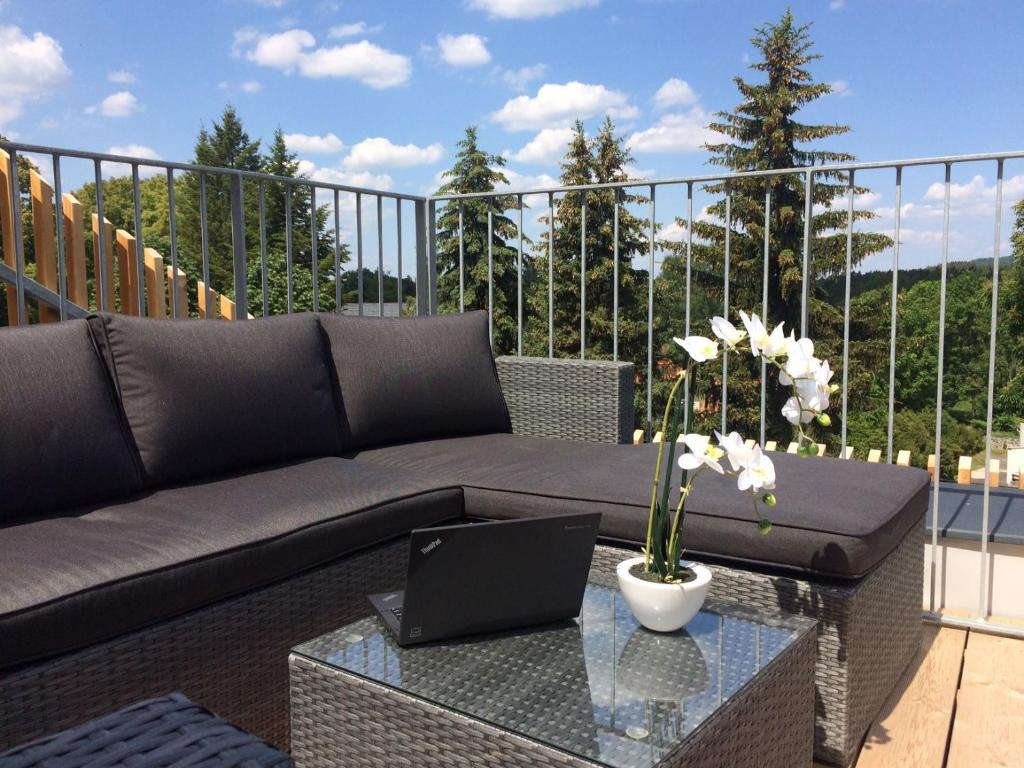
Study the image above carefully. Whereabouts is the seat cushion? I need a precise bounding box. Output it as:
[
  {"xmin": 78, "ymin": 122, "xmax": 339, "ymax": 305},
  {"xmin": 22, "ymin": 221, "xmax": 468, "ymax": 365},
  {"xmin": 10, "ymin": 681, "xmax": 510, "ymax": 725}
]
[
  {"xmin": 89, "ymin": 313, "xmax": 341, "ymax": 486},
  {"xmin": 318, "ymin": 311, "xmax": 511, "ymax": 450},
  {"xmin": 0, "ymin": 457, "xmax": 462, "ymax": 670},
  {"xmin": 350, "ymin": 433, "xmax": 931, "ymax": 580},
  {"xmin": 0, "ymin": 320, "xmax": 140, "ymax": 521}
]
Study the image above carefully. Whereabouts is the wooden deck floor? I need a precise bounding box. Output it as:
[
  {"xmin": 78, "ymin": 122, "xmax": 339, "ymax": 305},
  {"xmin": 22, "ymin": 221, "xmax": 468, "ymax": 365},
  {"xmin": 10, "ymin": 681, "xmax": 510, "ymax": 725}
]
[{"xmin": 814, "ymin": 623, "xmax": 1024, "ymax": 768}]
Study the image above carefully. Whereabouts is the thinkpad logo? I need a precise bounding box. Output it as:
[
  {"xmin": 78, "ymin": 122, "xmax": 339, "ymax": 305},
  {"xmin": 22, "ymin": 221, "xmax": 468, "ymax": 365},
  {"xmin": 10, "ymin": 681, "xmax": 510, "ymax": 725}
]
[{"xmin": 420, "ymin": 537, "xmax": 442, "ymax": 555}]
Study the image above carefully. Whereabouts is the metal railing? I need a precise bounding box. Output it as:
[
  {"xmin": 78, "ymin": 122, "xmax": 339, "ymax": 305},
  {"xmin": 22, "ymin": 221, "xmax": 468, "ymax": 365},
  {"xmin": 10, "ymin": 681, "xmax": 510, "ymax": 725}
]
[{"xmin": 3, "ymin": 140, "xmax": 1024, "ymax": 637}]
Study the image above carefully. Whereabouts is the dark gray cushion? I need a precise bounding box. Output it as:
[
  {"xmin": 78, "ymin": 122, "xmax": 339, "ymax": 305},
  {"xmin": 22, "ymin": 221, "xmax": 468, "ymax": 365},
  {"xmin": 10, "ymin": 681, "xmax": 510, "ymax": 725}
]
[
  {"xmin": 88, "ymin": 313, "xmax": 341, "ymax": 486},
  {"xmin": 318, "ymin": 311, "xmax": 511, "ymax": 450},
  {"xmin": 350, "ymin": 433, "xmax": 931, "ymax": 579},
  {"xmin": 0, "ymin": 457, "xmax": 463, "ymax": 670},
  {"xmin": 0, "ymin": 320, "xmax": 140, "ymax": 521}
]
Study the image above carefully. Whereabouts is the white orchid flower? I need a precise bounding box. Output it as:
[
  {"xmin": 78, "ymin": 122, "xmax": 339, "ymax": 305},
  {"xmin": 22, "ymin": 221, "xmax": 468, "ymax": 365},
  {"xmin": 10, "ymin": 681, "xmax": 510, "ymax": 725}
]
[
  {"xmin": 674, "ymin": 335, "xmax": 719, "ymax": 363},
  {"xmin": 740, "ymin": 311, "xmax": 788, "ymax": 359},
  {"xmin": 710, "ymin": 316, "xmax": 746, "ymax": 349},
  {"xmin": 678, "ymin": 434, "xmax": 725, "ymax": 474},
  {"xmin": 715, "ymin": 430, "xmax": 751, "ymax": 472},
  {"xmin": 782, "ymin": 395, "xmax": 814, "ymax": 425},
  {"xmin": 737, "ymin": 446, "xmax": 776, "ymax": 492},
  {"xmin": 779, "ymin": 334, "xmax": 820, "ymax": 386}
]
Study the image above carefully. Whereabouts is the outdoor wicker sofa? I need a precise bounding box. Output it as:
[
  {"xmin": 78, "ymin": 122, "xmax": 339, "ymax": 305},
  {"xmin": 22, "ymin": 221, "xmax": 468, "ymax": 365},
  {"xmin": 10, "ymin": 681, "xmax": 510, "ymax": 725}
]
[{"xmin": 0, "ymin": 310, "xmax": 928, "ymax": 767}]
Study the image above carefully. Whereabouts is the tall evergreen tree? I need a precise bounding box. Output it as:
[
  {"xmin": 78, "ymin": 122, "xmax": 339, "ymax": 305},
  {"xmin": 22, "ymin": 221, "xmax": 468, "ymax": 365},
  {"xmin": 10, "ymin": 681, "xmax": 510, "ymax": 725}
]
[
  {"xmin": 658, "ymin": 8, "xmax": 891, "ymax": 442},
  {"xmin": 435, "ymin": 126, "xmax": 521, "ymax": 353}
]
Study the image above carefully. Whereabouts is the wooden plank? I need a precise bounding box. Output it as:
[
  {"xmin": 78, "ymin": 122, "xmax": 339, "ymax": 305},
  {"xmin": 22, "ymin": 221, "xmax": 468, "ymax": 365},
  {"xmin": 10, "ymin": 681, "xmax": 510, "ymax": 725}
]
[
  {"xmin": 115, "ymin": 229, "xmax": 138, "ymax": 315},
  {"xmin": 815, "ymin": 443, "xmax": 826, "ymax": 457},
  {"xmin": 856, "ymin": 625, "xmax": 966, "ymax": 768},
  {"xmin": 786, "ymin": 441, "xmax": 799, "ymax": 454},
  {"xmin": 197, "ymin": 280, "xmax": 217, "ymax": 319},
  {"xmin": 957, "ymin": 456, "xmax": 973, "ymax": 485},
  {"xmin": 143, "ymin": 248, "xmax": 165, "ymax": 319},
  {"xmin": 764, "ymin": 440, "xmax": 777, "ymax": 452},
  {"xmin": 29, "ymin": 170, "xmax": 58, "ymax": 322},
  {"xmin": 842, "ymin": 446, "xmax": 854, "ymax": 459},
  {"xmin": 91, "ymin": 214, "xmax": 114, "ymax": 311},
  {"xmin": 62, "ymin": 193, "xmax": 87, "ymax": 307},
  {"xmin": 0, "ymin": 148, "xmax": 18, "ymax": 325},
  {"xmin": 220, "ymin": 293, "xmax": 237, "ymax": 320},
  {"xmin": 987, "ymin": 459, "xmax": 1000, "ymax": 488},
  {"xmin": 166, "ymin": 265, "xmax": 188, "ymax": 319},
  {"xmin": 867, "ymin": 448, "xmax": 882, "ymax": 463},
  {"xmin": 897, "ymin": 449, "xmax": 912, "ymax": 467},
  {"xmin": 928, "ymin": 454, "xmax": 937, "ymax": 479},
  {"xmin": 651, "ymin": 431, "xmax": 663, "ymax": 444},
  {"xmin": 947, "ymin": 631, "xmax": 1024, "ymax": 768},
  {"xmin": 632, "ymin": 429, "xmax": 645, "ymax": 445}
]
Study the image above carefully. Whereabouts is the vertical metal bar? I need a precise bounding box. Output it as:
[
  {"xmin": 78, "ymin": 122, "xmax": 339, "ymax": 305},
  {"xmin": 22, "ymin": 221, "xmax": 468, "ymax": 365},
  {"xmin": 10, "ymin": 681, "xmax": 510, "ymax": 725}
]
[
  {"xmin": 396, "ymin": 199, "xmax": 403, "ymax": 314},
  {"xmin": 801, "ymin": 170, "xmax": 813, "ymax": 337},
  {"xmin": 761, "ymin": 186, "xmax": 771, "ymax": 446},
  {"xmin": 684, "ymin": 182, "xmax": 693, "ymax": 432},
  {"xmin": 51, "ymin": 154, "xmax": 68, "ymax": 320},
  {"xmin": 167, "ymin": 169, "xmax": 180, "ymax": 319},
  {"xmin": 647, "ymin": 185, "xmax": 655, "ymax": 434},
  {"xmin": 414, "ymin": 199, "xmax": 429, "ymax": 316},
  {"xmin": 6, "ymin": 150, "xmax": 27, "ymax": 323},
  {"xmin": 333, "ymin": 189, "xmax": 341, "ymax": 314},
  {"xmin": 612, "ymin": 188, "xmax": 620, "ymax": 361},
  {"xmin": 548, "ymin": 192, "xmax": 554, "ymax": 358},
  {"xmin": 979, "ymin": 160, "xmax": 1004, "ymax": 619},
  {"xmin": 458, "ymin": 201, "xmax": 465, "ymax": 312},
  {"xmin": 722, "ymin": 185, "xmax": 731, "ymax": 435},
  {"xmin": 887, "ymin": 168, "xmax": 902, "ymax": 463},
  {"xmin": 258, "ymin": 180, "xmax": 267, "ymax": 316},
  {"xmin": 580, "ymin": 193, "xmax": 587, "ymax": 360},
  {"xmin": 487, "ymin": 202, "xmax": 494, "ymax": 345},
  {"xmin": 132, "ymin": 164, "xmax": 145, "ymax": 314},
  {"xmin": 355, "ymin": 192, "xmax": 363, "ymax": 316},
  {"xmin": 928, "ymin": 163, "xmax": 952, "ymax": 613},
  {"xmin": 93, "ymin": 158, "xmax": 108, "ymax": 315},
  {"xmin": 840, "ymin": 170, "xmax": 854, "ymax": 453},
  {"xmin": 517, "ymin": 195, "xmax": 523, "ymax": 356},
  {"xmin": 230, "ymin": 173, "xmax": 247, "ymax": 319},
  {"xmin": 377, "ymin": 194, "xmax": 384, "ymax": 316},
  {"xmin": 428, "ymin": 199, "xmax": 438, "ymax": 314},
  {"xmin": 310, "ymin": 186, "xmax": 319, "ymax": 313},
  {"xmin": 199, "ymin": 172, "xmax": 212, "ymax": 318},
  {"xmin": 284, "ymin": 184, "xmax": 294, "ymax": 314}
]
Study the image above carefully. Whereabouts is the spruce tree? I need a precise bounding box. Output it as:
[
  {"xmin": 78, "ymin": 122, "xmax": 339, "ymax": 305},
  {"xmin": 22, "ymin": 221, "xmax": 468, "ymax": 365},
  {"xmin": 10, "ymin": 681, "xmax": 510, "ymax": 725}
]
[
  {"xmin": 435, "ymin": 126, "xmax": 521, "ymax": 353},
  {"xmin": 658, "ymin": 8, "xmax": 891, "ymax": 442}
]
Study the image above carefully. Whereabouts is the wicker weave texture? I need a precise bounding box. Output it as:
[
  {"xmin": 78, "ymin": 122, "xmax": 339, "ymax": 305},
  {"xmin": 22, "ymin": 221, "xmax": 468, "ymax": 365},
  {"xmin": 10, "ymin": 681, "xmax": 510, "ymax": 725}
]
[
  {"xmin": 288, "ymin": 625, "xmax": 814, "ymax": 768},
  {"xmin": 0, "ymin": 693, "xmax": 293, "ymax": 768},
  {"xmin": 0, "ymin": 539, "xmax": 409, "ymax": 753},
  {"xmin": 590, "ymin": 521, "xmax": 924, "ymax": 767},
  {"xmin": 496, "ymin": 356, "xmax": 634, "ymax": 444}
]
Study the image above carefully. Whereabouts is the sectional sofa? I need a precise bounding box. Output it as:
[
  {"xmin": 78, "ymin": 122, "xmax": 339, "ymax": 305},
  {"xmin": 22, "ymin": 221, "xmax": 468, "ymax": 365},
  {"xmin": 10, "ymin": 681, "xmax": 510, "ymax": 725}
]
[{"xmin": 0, "ymin": 311, "xmax": 929, "ymax": 766}]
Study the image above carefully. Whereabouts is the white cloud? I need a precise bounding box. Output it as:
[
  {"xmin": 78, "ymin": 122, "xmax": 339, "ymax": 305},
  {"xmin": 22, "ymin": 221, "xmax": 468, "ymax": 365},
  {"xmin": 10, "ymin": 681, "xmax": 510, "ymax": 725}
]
[
  {"xmin": 107, "ymin": 69, "xmax": 136, "ymax": 84},
  {"xmin": 506, "ymin": 127, "xmax": 573, "ymax": 164},
  {"xmin": 247, "ymin": 29, "xmax": 313, "ymax": 72},
  {"xmin": 328, "ymin": 21, "xmax": 381, "ymax": 38},
  {"xmin": 232, "ymin": 26, "xmax": 261, "ymax": 57},
  {"xmin": 0, "ymin": 25, "xmax": 70, "ymax": 126},
  {"xmin": 498, "ymin": 62, "xmax": 546, "ymax": 91},
  {"xmin": 88, "ymin": 90, "xmax": 140, "ymax": 118},
  {"xmin": 284, "ymin": 131, "xmax": 344, "ymax": 153},
  {"xmin": 924, "ymin": 173, "xmax": 1024, "ymax": 214},
  {"xmin": 653, "ymin": 78, "xmax": 697, "ymax": 109},
  {"xmin": 437, "ymin": 33, "xmax": 491, "ymax": 67},
  {"xmin": 491, "ymin": 81, "xmax": 638, "ymax": 131},
  {"xmin": 241, "ymin": 80, "xmax": 263, "ymax": 93},
  {"xmin": 343, "ymin": 137, "xmax": 444, "ymax": 169},
  {"xmin": 831, "ymin": 80, "xmax": 851, "ymax": 97},
  {"xmin": 303, "ymin": 161, "xmax": 393, "ymax": 191},
  {"xmin": 467, "ymin": 0, "xmax": 599, "ymax": 19},
  {"xmin": 496, "ymin": 167, "xmax": 559, "ymax": 193},
  {"xmin": 250, "ymin": 0, "xmax": 286, "ymax": 7},
  {"xmin": 829, "ymin": 0, "xmax": 845, "ymax": 10},
  {"xmin": 104, "ymin": 144, "xmax": 162, "ymax": 178},
  {"xmin": 626, "ymin": 108, "xmax": 714, "ymax": 154}
]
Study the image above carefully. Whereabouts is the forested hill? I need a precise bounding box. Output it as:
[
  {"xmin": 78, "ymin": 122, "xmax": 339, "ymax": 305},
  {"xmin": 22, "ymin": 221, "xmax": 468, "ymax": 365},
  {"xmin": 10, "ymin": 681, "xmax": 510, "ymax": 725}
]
[{"xmin": 821, "ymin": 257, "xmax": 1012, "ymax": 305}]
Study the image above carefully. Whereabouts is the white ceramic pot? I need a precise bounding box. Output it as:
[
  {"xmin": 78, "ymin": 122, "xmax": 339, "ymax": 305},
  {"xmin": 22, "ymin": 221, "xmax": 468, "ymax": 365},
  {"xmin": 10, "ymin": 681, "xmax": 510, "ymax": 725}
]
[{"xmin": 616, "ymin": 556, "xmax": 712, "ymax": 632}]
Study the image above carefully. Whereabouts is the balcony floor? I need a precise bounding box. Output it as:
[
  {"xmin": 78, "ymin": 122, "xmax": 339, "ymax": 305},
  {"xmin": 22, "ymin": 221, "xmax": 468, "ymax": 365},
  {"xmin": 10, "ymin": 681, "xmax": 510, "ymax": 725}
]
[{"xmin": 814, "ymin": 622, "xmax": 1024, "ymax": 768}]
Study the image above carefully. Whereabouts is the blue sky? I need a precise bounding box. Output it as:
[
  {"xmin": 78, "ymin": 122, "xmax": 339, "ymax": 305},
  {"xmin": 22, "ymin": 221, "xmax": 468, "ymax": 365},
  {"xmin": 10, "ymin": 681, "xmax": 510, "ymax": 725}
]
[{"xmin": 1, "ymin": 0, "xmax": 1022, "ymax": 273}]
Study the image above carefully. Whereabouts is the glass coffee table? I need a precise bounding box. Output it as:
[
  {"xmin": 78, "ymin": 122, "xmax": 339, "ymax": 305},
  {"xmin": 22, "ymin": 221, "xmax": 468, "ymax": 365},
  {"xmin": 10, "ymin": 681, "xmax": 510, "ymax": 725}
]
[{"xmin": 289, "ymin": 583, "xmax": 816, "ymax": 768}]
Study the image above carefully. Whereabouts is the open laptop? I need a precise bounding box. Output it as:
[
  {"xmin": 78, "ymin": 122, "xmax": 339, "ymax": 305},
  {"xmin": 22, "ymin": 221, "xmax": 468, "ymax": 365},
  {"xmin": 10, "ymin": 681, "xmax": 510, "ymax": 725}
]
[{"xmin": 368, "ymin": 513, "xmax": 600, "ymax": 646}]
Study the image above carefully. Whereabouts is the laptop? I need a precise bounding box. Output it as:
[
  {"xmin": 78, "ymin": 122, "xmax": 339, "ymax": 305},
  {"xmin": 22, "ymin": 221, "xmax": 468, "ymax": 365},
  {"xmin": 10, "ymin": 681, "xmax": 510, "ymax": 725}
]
[{"xmin": 368, "ymin": 513, "xmax": 600, "ymax": 646}]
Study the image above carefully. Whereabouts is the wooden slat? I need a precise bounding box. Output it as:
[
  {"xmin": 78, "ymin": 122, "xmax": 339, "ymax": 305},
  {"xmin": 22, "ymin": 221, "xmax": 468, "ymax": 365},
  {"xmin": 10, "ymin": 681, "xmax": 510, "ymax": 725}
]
[
  {"xmin": 856, "ymin": 626, "xmax": 966, "ymax": 768},
  {"xmin": 987, "ymin": 459, "xmax": 1000, "ymax": 488},
  {"xmin": 197, "ymin": 280, "xmax": 217, "ymax": 319},
  {"xmin": 62, "ymin": 193, "xmax": 87, "ymax": 307},
  {"xmin": 815, "ymin": 443, "xmax": 826, "ymax": 457},
  {"xmin": 786, "ymin": 441, "xmax": 799, "ymax": 454},
  {"xmin": 220, "ymin": 293, "xmax": 237, "ymax": 320},
  {"xmin": 29, "ymin": 170, "xmax": 58, "ymax": 322},
  {"xmin": 0, "ymin": 148, "xmax": 18, "ymax": 325},
  {"xmin": 946, "ymin": 631, "xmax": 1024, "ymax": 768},
  {"xmin": 143, "ymin": 248, "xmax": 165, "ymax": 319},
  {"xmin": 764, "ymin": 440, "xmax": 777, "ymax": 452},
  {"xmin": 897, "ymin": 449, "xmax": 912, "ymax": 466},
  {"xmin": 91, "ymin": 214, "xmax": 114, "ymax": 312},
  {"xmin": 928, "ymin": 454, "xmax": 937, "ymax": 478},
  {"xmin": 957, "ymin": 456, "xmax": 973, "ymax": 485},
  {"xmin": 115, "ymin": 229, "xmax": 138, "ymax": 315},
  {"xmin": 868, "ymin": 448, "xmax": 882, "ymax": 463},
  {"xmin": 842, "ymin": 446, "xmax": 854, "ymax": 459},
  {"xmin": 166, "ymin": 265, "xmax": 188, "ymax": 319},
  {"xmin": 651, "ymin": 431, "xmax": 663, "ymax": 444},
  {"xmin": 632, "ymin": 429, "xmax": 645, "ymax": 445}
]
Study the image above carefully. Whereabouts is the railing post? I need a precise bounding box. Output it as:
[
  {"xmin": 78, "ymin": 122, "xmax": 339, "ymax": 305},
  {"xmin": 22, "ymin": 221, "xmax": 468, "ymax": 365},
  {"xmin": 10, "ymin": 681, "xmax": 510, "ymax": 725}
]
[
  {"xmin": 414, "ymin": 198, "xmax": 429, "ymax": 316},
  {"xmin": 230, "ymin": 172, "xmax": 248, "ymax": 319},
  {"xmin": 428, "ymin": 198, "xmax": 438, "ymax": 314}
]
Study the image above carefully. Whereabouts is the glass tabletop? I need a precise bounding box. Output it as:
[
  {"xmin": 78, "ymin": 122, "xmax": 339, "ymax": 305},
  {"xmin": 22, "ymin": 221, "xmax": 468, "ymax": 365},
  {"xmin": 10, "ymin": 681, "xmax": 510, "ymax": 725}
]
[{"xmin": 293, "ymin": 583, "xmax": 815, "ymax": 768}]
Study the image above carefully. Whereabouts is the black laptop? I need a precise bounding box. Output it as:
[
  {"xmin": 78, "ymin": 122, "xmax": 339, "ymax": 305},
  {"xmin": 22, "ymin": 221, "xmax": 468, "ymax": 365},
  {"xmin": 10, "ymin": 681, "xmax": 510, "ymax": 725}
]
[{"xmin": 368, "ymin": 513, "xmax": 600, "ymax": 646}]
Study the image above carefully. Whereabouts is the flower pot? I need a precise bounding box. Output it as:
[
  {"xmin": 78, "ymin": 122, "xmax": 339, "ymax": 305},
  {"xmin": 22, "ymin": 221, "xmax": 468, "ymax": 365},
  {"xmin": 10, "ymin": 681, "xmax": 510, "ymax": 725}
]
[{"xmin": 616, "ymin": 556, "xmax": 712, "ymax": 632}]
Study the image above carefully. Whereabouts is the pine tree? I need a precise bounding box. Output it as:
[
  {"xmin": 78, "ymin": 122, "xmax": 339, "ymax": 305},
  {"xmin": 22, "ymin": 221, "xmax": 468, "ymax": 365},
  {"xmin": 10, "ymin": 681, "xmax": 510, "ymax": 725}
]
[
  {"xmin": 435, "ymin": 126, "xmax": 521, "ymax": 353},
  {"xmin": 658, "ymin": 8, "xmax": 891, "ymax": 442}
]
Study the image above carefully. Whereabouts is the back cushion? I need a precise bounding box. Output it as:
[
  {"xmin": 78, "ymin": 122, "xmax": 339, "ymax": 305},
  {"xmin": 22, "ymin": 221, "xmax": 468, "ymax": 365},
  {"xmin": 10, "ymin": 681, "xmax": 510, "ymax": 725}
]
[
  {"xmin": 89, "ymin": 312, "xmax": 341, "ymax": 486},
  {"xmin": 0, "ymin": 320, "xmax": 141, "ymax": 520},
  {"xmin": 319, "ymin": 311, "xmax": 511, "ymax": 450}
]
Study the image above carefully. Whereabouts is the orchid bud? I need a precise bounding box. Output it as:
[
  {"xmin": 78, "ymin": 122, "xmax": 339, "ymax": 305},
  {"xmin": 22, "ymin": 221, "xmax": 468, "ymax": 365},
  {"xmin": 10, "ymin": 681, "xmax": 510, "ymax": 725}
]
[
  {"xmin": 829, "ymin": 384, "xmax": 841, "ymax": 394},
  {"xmin": 762, "ymin": 492, "xmax": 777, "ymax": 506},
  {"xmin": 817, "ymin": 413, "xmax": 832, "ymax": 427},
  {"xmin": 758, "ymin": 519, "xmax": 773, "ymax": 535}
]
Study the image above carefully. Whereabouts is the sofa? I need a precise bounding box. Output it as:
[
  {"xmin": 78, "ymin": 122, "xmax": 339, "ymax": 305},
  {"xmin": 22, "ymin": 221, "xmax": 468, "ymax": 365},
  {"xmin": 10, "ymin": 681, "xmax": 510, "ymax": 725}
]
[{"xmin": 0, "ymin": 310, "xmax": 928, "ymax": 766}]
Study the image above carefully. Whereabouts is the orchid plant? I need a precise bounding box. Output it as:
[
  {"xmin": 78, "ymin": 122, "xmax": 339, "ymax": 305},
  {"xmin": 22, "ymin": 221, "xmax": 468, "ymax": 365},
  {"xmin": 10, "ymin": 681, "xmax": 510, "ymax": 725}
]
[{"xmin": 642, "ymin": 310, "xmax": 836, "ymax": 583}]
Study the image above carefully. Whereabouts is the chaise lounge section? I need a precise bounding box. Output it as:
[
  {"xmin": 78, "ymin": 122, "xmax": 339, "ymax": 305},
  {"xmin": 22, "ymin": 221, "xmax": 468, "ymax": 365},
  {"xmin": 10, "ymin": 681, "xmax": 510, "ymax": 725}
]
[{"xmin": 0, "ymin": 310, "xmax": 928, "ymax": 766}]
